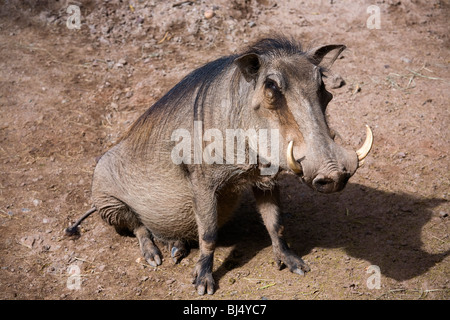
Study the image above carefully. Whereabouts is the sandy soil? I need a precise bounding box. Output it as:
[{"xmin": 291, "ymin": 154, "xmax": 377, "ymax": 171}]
[{"xmin": 0, "ymin": 0, "xmax": 449, "ymax": 300}]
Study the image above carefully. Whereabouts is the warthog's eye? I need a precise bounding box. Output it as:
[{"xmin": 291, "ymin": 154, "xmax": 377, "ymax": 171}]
[
  {"xmin": 265, "ymin": 79, "xmax": 280, "ymax": 92},
  {"xmin": 264, "ymin": 78, "xmax": 282, "ymax": 101},
  {"xmin": 263, "ymin": 75, "xmax": 283, "ymax": 109},
  {"xmin": 263, "ymin": 79, "xmax": 281, "ymax": 109}
]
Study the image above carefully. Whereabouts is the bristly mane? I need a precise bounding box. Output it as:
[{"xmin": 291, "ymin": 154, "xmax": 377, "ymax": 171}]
[
  {"xmin": 242, "ymin": 36, "xmax": 304, "ymax": 57},
  {"xmin": 122, "ymin": 36, "xmax": 304, "ymax": 152}
]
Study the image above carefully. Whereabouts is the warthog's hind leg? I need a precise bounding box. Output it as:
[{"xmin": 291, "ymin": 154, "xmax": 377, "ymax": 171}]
[
  {"xmin": 96, "ymin": 196, "xmax": 162, "ymax": 267},
  {"xmin": 134, "ymin": 225, "xmax": 162, "ymax": 267}
]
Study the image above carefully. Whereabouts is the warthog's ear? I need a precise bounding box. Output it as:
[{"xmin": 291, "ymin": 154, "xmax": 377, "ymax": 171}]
[
  {"xmin": 307, "ymin": 44, "xmax": 346, "ymax": 69},
  {"xmin": 234, "ymin": 53, "xmax": 261, "ymax": 83}
]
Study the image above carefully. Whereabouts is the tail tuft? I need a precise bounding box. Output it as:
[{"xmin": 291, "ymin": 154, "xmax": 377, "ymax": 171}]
[
  {"xmin": 65, "ymin": 207, "xmax": 97, "ymax": 237},
  {"xmin": 65, "ymin": 225, "xmax": 80, "ymax": 236}
]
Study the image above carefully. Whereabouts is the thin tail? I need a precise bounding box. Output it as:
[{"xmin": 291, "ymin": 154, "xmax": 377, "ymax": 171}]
[{"xmin": 65, "ymin": 207, "xmax": 97, "ymax": 236}]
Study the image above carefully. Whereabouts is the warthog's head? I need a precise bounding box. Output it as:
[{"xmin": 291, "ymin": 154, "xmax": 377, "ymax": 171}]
[{"xmin": 235, "ymin": 38, "xmax": 372, "ymax": 193}]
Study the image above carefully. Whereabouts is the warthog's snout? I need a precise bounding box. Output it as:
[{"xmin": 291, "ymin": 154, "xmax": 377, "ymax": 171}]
[{"xmin": 287, "ymin": 125, "xmax": 373, "ymax": 193}]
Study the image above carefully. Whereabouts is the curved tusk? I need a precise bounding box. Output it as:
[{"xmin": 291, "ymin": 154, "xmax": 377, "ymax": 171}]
[
  {"xmin": 287, "ymin": 141, "xmax": 303, "ymax": 174},
  {"xmin": 356, "ymin": 125, "xmax": 373, "ymax": 166}
]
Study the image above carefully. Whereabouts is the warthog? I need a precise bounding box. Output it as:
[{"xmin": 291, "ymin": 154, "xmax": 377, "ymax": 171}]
[{"xmin": 67, "ymin": 36, "xmax": 373, "ymax": 295}]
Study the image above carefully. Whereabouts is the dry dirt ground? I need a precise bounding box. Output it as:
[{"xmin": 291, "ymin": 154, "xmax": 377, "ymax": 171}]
[{"xmin": 0, "ymin": 0, "xmax": 449, "ymax": 300}]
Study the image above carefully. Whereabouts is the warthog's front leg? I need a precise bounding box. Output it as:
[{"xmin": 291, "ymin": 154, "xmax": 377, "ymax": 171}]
[
  {"xmin": 253, "ymin": 186, "xmax": 311, "ymax": 275},
  {"xmin": 191, "ymin": 186, "xmax": 217, "ymax": 295}
]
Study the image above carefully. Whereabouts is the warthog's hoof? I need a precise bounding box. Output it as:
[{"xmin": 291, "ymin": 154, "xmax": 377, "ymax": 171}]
[
  {"xmin": 192, "ymin": 271, "xmax": 215, "ymax": 295},
  {"xmin": 276, "ymin": 252, "xmax": 311, "ymax": 276},
  {"xmin": 134, "ymin": 226, "xmax": 162, "ymax": 267},
  {"xmin": 192, "ymin": 257, "xmax": 215, "ymax": 295},
  {"xmin": 169, "ymin": 240, "xmax": 190, "ymax": 264},
  {"xmin": 142, "ymin": 242, "xmax": 162, "ymax": 267}
]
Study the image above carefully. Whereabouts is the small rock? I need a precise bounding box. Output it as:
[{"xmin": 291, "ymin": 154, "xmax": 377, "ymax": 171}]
[
  {"xmin": 20, "ymin": 236, "xmax": 35, "ymax": 249},
  {"xmin": 439, "ymin": 211, "xmax": 448, "ymax": 218},
  {"xmin": 348, "ymin": 283, "xmax": 358, "ymax": 289},
  {"xmin": 248, "ymin": 21, "xmax": 256, "ymax": 28},
  {"xmin": 135, "ymin": 257, "xmax": 144, "ymax": 264},
  {"xmin": 88, "ymin": 24, "xmax": 97, "ymax": 34},
  {"xmin": 204, "ymin": 10, "xmax": 215, "ymax": 19},
  {"xmin": 101, "ymin": 26, "xmax": 111, "ymax": 35},
  {"xmin": 33, "ymin": 199, "xmax": 42, "ymax": 207},
  {"xmin": 50, "ymin": 245, "xmax": 61, "ymax": 252},
  {"xmin": 181, "ymin": 258, "xmax": 190, "ymax": 266},
  {"xmin": 330, "ymin": 74, "xmax": 345, "ymax": 89},
  {"xmin": 99, "ymin": 36, "xmax": 110, "ymax": 46},
  {"xmin": 397, "ymin": 152, "xmax": 407, "ymax": 158},
  {"xmin": 400, "ymin": 56, "xmax": 412, "ymax": 64},
  {"xmin": 350, "ymin": 84, "xmax": 361, "ymax": 94},
  {"xmin": 166, "ymin": 279, "xmax": 176, "ymax": 285}
]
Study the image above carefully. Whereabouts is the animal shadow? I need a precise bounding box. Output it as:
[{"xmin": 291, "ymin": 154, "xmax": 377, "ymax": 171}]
[{"xmin": 215, "ymin": 175, "xmax": 448, "ymax": 283}]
